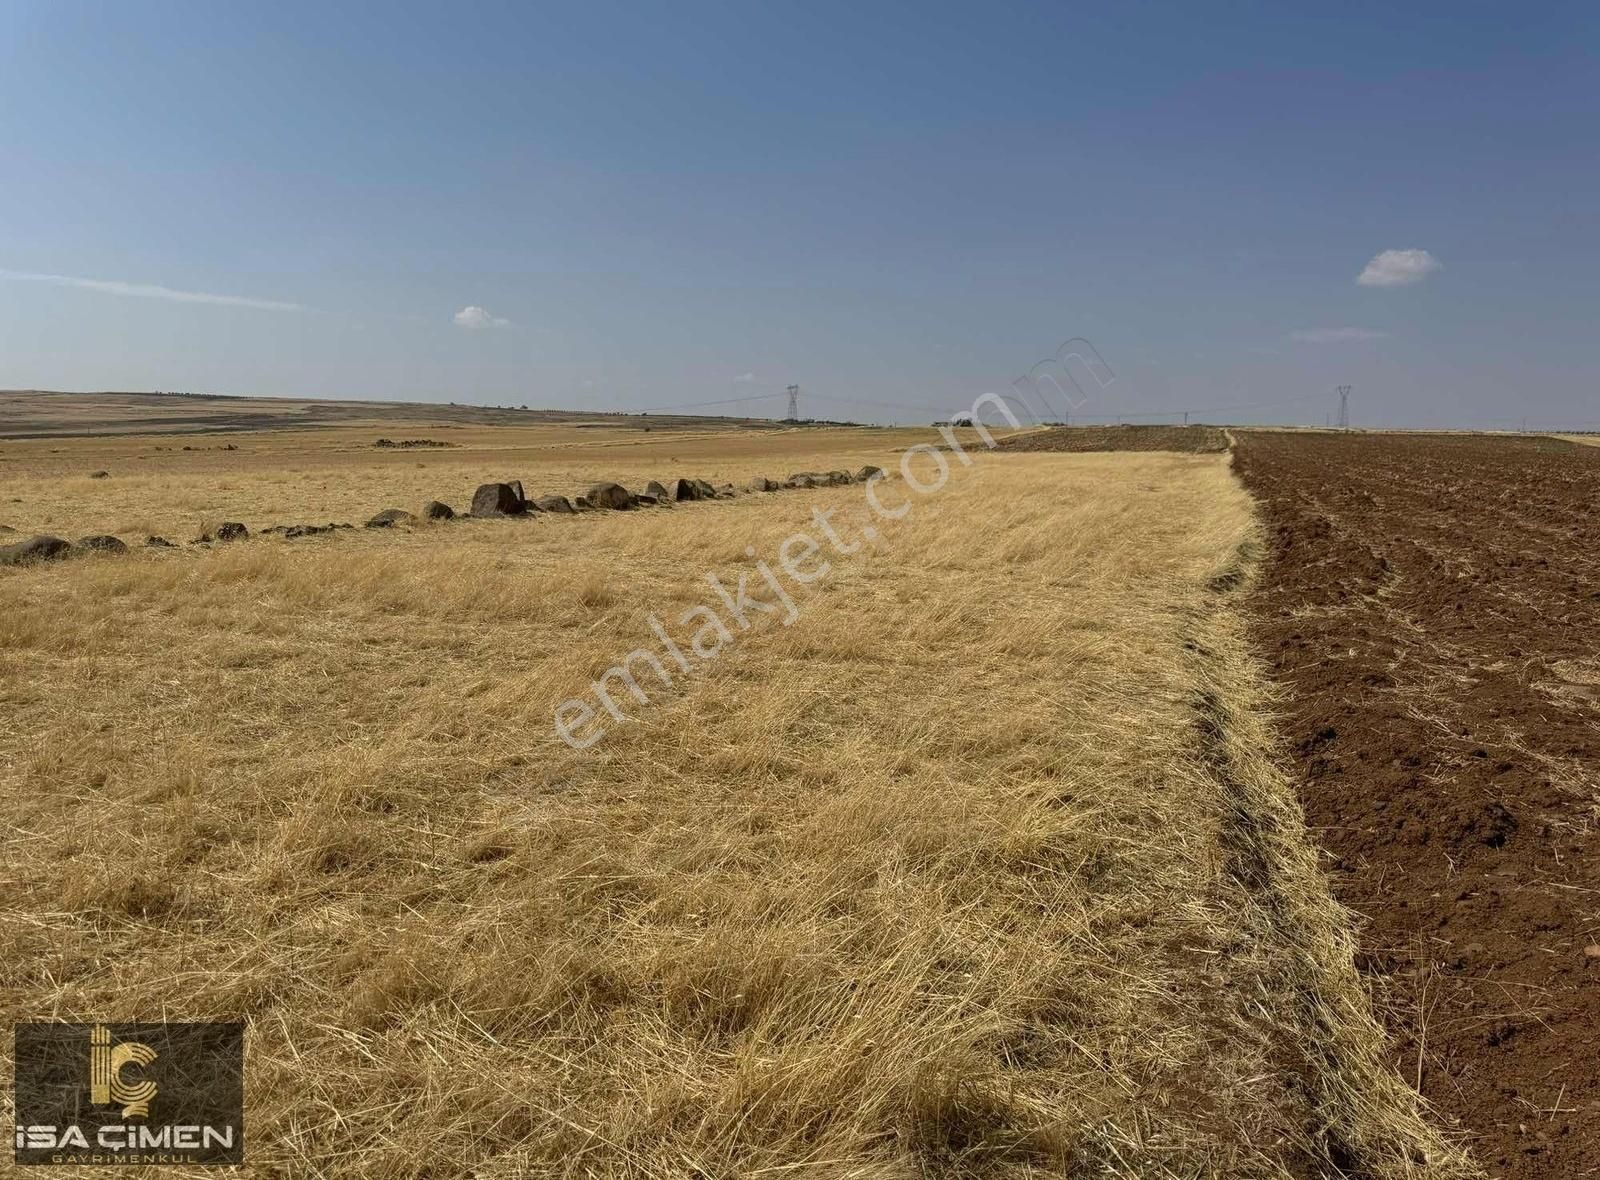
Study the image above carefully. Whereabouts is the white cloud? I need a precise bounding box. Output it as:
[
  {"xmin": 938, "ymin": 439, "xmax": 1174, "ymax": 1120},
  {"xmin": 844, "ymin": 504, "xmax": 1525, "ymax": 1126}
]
[
  {"xmin": 1290, "ymin": 327, "xmax": 1391, "ymax": 343},
  {"xmin": 1356, "ymin": 248, "xmax": 1441, "ymax": 287},
  {"xmin": 733, "ymin": 372, "xmax": 756, "ymax": 383},
  {"xmin": 453, "ymin": 305, "xmax": 508, "ymax": 329},
  {"xmin": 0, "ymin": 268, "xmax": 305, "ymax": 311}
]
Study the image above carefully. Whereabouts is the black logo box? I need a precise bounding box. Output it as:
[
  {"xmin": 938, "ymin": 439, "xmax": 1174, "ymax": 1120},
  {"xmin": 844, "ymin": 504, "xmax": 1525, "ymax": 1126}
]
[{"xmin": 13, "ymin": 1023, "xmax": 244, "ymax": 1166}]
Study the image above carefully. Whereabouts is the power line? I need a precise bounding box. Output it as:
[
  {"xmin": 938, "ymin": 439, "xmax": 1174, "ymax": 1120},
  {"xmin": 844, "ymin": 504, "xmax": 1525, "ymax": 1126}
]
[
  {"xmin": 628, "ymin": 391, "xmax": 785, "ymax": 413},
  {"xmin": 1067, "ymin": 391, "xmax": 1330, "ymax": 421},
  {"xmin": 615, "ymin": 386, "xmax": 1348, "ymax": 426}
]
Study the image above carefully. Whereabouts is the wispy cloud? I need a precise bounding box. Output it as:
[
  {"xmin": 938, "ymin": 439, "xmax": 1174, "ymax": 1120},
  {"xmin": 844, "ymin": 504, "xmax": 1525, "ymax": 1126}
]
[
  {"xmin": 453, "ymin": 305, "xmax": 509, "ymax": 329},
  {"xmin": 1356, "ymin": 248, "xmax": 1441, "ymax": 288},
  {"xmin": 0, "ymin": 268, "xmax": 306, "ymax": 311},
  {"xmin": 1290, "ymin": 326, "xmax": 1391, "ymax": 343},
  {"xmin": 733, "ymin": 371, "xmax": 756, "ymax": 383}
]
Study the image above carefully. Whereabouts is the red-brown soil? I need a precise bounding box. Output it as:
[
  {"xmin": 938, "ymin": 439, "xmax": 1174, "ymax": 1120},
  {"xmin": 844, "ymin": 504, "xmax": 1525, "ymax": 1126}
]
[
  {"xmin": 998, "ymin": 424, "xmax": 1228, "ymax": 452},
  {"xmin": 1234, "ymin": 431, "xmax": 1600, "ymax": 1178}
]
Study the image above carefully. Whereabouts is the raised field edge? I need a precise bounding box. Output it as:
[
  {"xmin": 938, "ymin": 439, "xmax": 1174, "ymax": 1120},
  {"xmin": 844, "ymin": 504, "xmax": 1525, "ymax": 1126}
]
[{"xmin": 1191, "ymin": 487, "xmax": 1478, "ymax": 1179}]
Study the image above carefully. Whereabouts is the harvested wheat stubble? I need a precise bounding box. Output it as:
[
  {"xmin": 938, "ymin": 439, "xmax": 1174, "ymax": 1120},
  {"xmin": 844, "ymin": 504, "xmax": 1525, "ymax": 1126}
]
[{"xmin": 0, "ymin": 452, "xmax": 1465, "ymax": 1178}]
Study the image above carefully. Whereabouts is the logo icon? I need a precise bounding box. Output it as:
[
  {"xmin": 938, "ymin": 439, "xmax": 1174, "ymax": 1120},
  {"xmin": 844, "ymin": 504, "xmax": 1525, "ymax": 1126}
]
[
  {"xmin": 88, "ymin": 1025, "xmax": 157, "ymax": 1119},
  {"xmin": 12, "ymin": 1022, "xmax": 244, "ymax": 1165}
]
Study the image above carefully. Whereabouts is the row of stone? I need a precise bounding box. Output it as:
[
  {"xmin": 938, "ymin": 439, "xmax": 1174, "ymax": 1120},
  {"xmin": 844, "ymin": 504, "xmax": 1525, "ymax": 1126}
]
[
  {"xmin": 0, "ymin": 466, "xmax": 886, "ymax": 568},
  {"xmin": 444, "ymin": 467, "xmax": 879, "ymax": 523}
]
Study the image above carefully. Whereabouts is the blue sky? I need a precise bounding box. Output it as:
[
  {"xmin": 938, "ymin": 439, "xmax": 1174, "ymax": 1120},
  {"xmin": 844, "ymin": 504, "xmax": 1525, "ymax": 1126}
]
[{"xmin": 1, "ymin": 1, "xmax": 1596, "ymax": 427}]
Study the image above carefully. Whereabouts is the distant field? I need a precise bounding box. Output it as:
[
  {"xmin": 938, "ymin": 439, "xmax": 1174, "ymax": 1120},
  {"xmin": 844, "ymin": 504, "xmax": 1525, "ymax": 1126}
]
[
  {"xmin": 0, "ymin": 389, "xmax": 786, "ymax": 438},
  {"xmin": 0, "ymin": 437, "xmax": 1463, "ymax": 1176},
  {"xmin": 0, "ymin": 415, "xmax": 942, "ymax": 542},
  {"xmin": 997, "ymin": 424, "xmax": 1228, "ymax": 453}
]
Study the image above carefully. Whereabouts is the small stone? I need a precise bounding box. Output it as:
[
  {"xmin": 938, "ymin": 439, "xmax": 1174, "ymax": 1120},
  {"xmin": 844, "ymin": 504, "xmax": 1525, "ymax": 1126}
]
[
  {"xmin": 88, "ymin": 470, "xmax": 110, "ymax": 479},
  {"xmin": 365, "ymin": 508, "xmax": 416, "ymax": 529},
  {"xmin": 75, "ymin": 534, "xmax": 128, "ymax": 554}
]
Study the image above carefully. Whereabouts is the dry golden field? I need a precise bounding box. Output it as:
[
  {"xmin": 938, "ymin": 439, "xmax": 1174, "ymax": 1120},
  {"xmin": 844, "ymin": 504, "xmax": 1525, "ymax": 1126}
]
[
  {"xmin": 0, "ymin": 416, "xmax": 1468, "ymax": 1177},
  {"xmin": 0, "ymin": 416, "xmax": 936, "ymax": 542},
  {"xmin": 0, "ymin": 389, "xmax": 777, "ymax": 437}
]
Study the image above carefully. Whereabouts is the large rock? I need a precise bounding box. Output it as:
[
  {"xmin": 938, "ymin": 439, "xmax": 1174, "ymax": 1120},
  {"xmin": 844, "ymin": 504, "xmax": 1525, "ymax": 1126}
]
[
  {"xmin": 534, "ymin": 495, "xmax": 575, "ymax": 514},
  {"xmin": 645, "ymin": 480, "xmax": 671, "ymax": 501},
  {"xmin": 470, "ymin": 483, "xmax": 525, "ymax": 517},
  {"xmin": 420, "ymin": 500, "xmax": 455, "ymax": 521},
  {"xmin": 748, "ymin": 477, "xmax": 779, "ymax": 492},
  {"xmin": 825, "ymin": 470, "xmax": 853, "ymax": 486},
  {"xmin": 76, "ymin": 534, "xmax": 128, "ymax": 554},
  {"xmin": 670, "ymin": 477, "xmax": 718, "ymax": 502},
  {"xmin": 215, "ymin": 522, "xmax": 248, "ymax": 542},
  {"xmin": 856, "ymin": 465, "xmax": 885, "ymax": 481},
  {"xmin": 366, "ymin": 508, "xmax": 416, "ymax": 529},
  {"xmin": 508, "ymin": 480, "xmax": 525, "ymax": 504},
  {"xmin": 785, "ymin": 472, "xmax": 823, "ymax": 488},
  {"xmin": 145, "ymin": 536, "xmax": 176, "ymax": 548},
  {"xmin": 587, "ymin": 482, "xmax": 634, "ymax": 510},
  {"xmin": 0, "ymin": 535, "xmax": 72, "ymax": 566}
]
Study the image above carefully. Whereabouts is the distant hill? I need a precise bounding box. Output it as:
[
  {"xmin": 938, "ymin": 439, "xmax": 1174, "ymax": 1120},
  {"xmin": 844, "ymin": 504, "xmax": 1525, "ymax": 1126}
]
[{"xmin": 0, "ymin": 389, "xmax": 790, "ymax": 439}]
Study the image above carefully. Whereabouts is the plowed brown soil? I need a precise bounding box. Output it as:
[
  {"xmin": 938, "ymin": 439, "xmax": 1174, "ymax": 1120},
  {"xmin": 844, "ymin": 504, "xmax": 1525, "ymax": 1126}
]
[{"xmin": 1234, "ymin": 430, "xmax": 1600, "ymax": 1178}]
